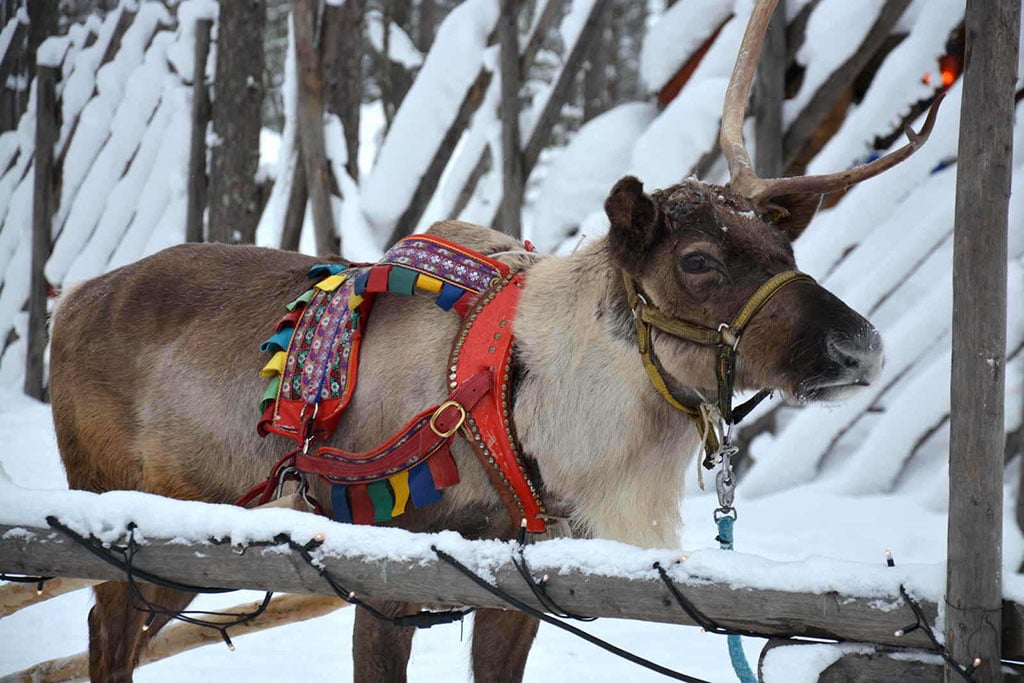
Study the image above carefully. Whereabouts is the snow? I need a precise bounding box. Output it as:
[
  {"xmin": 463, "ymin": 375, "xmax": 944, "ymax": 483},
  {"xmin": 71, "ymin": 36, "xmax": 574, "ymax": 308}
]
[
  {"xmin": 639, "ymin": 0, "xmax": 734, "ymax": 93},
  {"xmin": 784, "ymin": 0, "xmax": 888, "ymax": 125},
  {"xmin": 366, "ymin": 13, "xmax": 424, "ymax": 69},
  {"xmin": 2, "ymin": 3, "xmax": 1023, "ymax": 681},
  {"xmin": 360, "ymin": 0, "xmax": 500, "ymax": 240},
  {"xmin": 529, "ymin": 102, "xmax": 656, "ymax": 252},
  {"xmin": 3, "ymin": 389, "xmax": 1022, "ymax": 683}
]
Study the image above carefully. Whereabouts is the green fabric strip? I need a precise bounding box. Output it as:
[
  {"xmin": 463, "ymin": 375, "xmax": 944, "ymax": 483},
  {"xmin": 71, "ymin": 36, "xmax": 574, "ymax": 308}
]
[
  {"xmin": 367, "ymin": 481, "xmax": 394, "ymax": 522},
  {"xmin": 387, "ymin": 266, "xmax": 417, "ymax": 296},
  {"xmin": 259, "ymin": 376, "xmax": 281, "ymax": 411},
  {"xmin": 286, "ymin": 289, "xmax": 316, "ymax": 311}
]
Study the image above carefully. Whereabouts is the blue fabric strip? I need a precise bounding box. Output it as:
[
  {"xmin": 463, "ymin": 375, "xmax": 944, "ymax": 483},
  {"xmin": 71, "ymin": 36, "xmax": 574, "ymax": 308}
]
[
  {"xmin": 307, "ymin": 263, "xmax": 347, "ymax": 279},
  {"xmin": 408, "ymin": 461, "xmax": 442, "ymax": 508},
  {"xmin": 259, "ymin": 327, "xmax": 294, "ymax": 353},
  {"xmin": 354, "ymin": 270, "xmax": 370, "ymax": 296},
  {"xmin": 331, "ymin": 485, "xmax": 352, "ymax": 524},
  {"xmin": 435, "ymin": 283, "xmax": 464, "ymax": 311}
]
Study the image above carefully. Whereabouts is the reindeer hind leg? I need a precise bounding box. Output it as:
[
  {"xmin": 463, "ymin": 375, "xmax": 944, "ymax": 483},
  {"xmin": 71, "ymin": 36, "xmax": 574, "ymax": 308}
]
[
  {"xmin": 88, "ymin": 581, "xmax": 197, "ymax": 682},
  {"xmin": 472, "ymin": 607, "xmax": 539, "ymax": 683}
]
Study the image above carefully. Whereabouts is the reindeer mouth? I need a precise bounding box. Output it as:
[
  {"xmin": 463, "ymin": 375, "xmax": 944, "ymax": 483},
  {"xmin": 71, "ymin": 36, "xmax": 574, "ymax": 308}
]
[{"xmin": 794, "ymin": 376, "xmax": 872, "ymax": 403}]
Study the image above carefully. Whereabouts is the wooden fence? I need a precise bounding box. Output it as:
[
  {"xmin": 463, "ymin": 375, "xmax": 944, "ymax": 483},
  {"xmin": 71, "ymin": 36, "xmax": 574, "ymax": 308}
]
[{"xmin": 1, "ymin": 515, "xmax": 1023, "ymax": 682}]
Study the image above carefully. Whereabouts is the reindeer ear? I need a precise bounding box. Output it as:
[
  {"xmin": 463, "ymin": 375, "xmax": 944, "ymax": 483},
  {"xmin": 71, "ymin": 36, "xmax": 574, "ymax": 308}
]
[
  {"xmin": 605, "ymin": 176, "xmax": 661, "ymax": 273},
  {"xmin": 766, "ymin": 193, "xmax": 823, "ymax": 241}
]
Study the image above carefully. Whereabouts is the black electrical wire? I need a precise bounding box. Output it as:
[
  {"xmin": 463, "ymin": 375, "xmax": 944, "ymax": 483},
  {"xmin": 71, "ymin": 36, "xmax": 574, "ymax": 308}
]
[{"xmin": 433, "ymin": 545, "xmax": 713, "ymax": 683}]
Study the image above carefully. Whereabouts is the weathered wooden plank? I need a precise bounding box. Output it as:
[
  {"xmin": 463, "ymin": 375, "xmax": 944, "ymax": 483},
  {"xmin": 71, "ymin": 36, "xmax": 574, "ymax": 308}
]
[
  {"xmin": 386, "ymin": 66, "xmax": 494, "ymax": 245},
  {"xmin": 0, "ymin": 577, "xmax": 100, "ymax": 618},
  {"xmin": 25, "ymin": 65, "xmax": 58, "ymax": 402},
  {"xmin": 520, "ymin": 0, "xmax": 611, "ymax": 178},
  {"xmin": 753, "ymin": 0, "xmax": 785, "ymax": 178},
  {"xmin": 5, "ymin": 520, "xmax": 1019, "ymax": 658},
  {"xmin": 184, "ymin": 18, "xmax": 212, "ymax": 244},
  {"xmin": 3, "ymin": 594, "xmax": 346, "ymax": 683},
  {"xmin": 759, "ymin": 641, "xmax": 1024, "ymax": 683},
  {"xmin": 781, "ymin": 0, "xmax": 911, "ymax": 168},
  {"xmin": 497, "ymin": 0, "xmax": 524, "ymax": 238},
  {"xmin": 946, "ymin": 0, "xmax": 1020, "ymax": 680},
  {"xmin": 446, "ymin": 0, "xmax": 562, "ymax": 222}
]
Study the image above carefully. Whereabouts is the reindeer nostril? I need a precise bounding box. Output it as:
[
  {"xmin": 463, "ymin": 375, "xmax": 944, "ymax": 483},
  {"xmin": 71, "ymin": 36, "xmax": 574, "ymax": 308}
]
[{"xmin": 826, "ymin": 331, "xmax": 881, "ymax": 369}]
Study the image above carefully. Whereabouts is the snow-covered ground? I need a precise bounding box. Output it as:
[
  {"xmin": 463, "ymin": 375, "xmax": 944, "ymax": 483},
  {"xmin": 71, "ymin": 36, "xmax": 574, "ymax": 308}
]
[{"xmin": 2, "ymin": 388, "xmax": 1020, "ymax": 682}]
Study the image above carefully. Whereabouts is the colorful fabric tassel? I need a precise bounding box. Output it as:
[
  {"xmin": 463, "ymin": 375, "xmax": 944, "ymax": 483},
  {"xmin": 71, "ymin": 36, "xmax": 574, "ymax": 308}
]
[
  {"xmin": 331, "ymin": 485, "xmax": 353, "ymax": 524},
  {"xmin": 408, "ymin": 461, "xmax": 443, "ymax": 508},
  {"xmin": 389, "ymin": 471, "xmax": 411, "ymax": 516},
  {"xmin": 387, "ymin": 267, "xmax": 417, "ymax": 295},
  {"xmin": 286, "ymin": 289, "xmax": 316, "ymax": 311},
  {"xmin": 275, "ymin": 309, "xmax": 303, "ymax": 332},
  {"xmin": 367, "ymin": 481, "xmax": 394, "ymax": 522},
  {"xmin": 308, "ymin": 263, "xmax": 347, "ymax": 279},
  {"xmin": 427, "ymin": 443, "xmax": 460, "ymax": 489},
  {"xmin": 260, "ymin": 328, "xmax": 294, "ymax": 353},
  {"xmin": 366, "ymin": 266, "xmax": 391, "ymax": 294},
  {"xmin": 415, "ymin": 273, "xmax": 443, "ymax": 293},
  {"xmin": 435, "ymin": 283, "xmax": 464, "ymax": 311},
  {"xmin": 348, "ymin": 484, "xmax": 376, "ymax": 525},
  {"xmin": 354, "ymin": 270, "xmax": 370, "ymax": 295},
  {"xmin": 315, "ymin": 274, "xmax": 347, "ymax": 292},
  {"xmin": 259, "ymin": 351, "xmax": 287, "ymax": 378},
  {"xmin": 259, "ymin": 376, "xmax": 281, "ymax": 411}
]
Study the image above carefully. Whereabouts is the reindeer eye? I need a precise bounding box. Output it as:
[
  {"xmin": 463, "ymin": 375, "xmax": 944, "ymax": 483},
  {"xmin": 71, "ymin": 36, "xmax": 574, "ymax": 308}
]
[{"xmin": 680, "ymin": 253, "xmax": 716, "ymax": 274}]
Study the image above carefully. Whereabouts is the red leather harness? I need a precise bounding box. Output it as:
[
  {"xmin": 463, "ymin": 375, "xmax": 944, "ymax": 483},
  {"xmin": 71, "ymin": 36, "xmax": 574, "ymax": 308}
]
[{"xmin": 246, "ymin": 237, "xmax": 547, "ymax": 534}]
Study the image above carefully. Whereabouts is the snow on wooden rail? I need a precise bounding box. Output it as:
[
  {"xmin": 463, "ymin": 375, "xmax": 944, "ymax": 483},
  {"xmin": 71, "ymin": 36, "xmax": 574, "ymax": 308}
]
[{"xmin": 2, "ymin": 517, "xmax": 1023, "ymax": 660}]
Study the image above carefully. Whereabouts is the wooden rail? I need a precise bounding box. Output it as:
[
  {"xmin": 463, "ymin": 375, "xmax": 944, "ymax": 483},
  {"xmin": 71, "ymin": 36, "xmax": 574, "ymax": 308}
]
[{"xmin": 3, "ymin": 519, "xmax": 1024, "ymax": 660}]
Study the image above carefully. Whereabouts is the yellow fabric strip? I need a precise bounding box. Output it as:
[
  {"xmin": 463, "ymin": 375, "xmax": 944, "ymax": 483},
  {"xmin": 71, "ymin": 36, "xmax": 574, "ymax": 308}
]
[
  {"xmin": 390, "ymin": 471, "xmax": 410, "ymax": 516},
  {"xmin": 415, "ymin": 274, "xmax": 443, "ymax": 293},
  {"xmin": 315, "ymin": 274, "xmax": 347, "ymax": 292},
  {"xmin": 259, "ymin": 351, "xmax": 288, "ymax": 378},
  {"xmin": 348, "ymin": 293, "xmax": 364, "ymax": 310}
]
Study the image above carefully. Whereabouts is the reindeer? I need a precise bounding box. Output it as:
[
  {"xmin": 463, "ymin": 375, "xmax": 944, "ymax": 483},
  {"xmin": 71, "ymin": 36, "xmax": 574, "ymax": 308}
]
[{"xmin": 48, "ymin": 0, "xmax": 940, "ymax": 680}]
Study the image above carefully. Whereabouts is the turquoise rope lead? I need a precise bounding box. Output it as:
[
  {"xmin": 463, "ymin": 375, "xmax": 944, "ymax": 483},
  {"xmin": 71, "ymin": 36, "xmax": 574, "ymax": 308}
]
[{"xmin": 716, "ymin": 515, "xmax": 757, "ymax": 683}]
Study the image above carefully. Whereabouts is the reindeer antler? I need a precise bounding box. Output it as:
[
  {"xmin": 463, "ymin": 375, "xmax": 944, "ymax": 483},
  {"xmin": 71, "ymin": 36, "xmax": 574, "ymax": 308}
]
[{"xmin": 720, "ymin": 0, "xmax": 944, "ymax": 203}]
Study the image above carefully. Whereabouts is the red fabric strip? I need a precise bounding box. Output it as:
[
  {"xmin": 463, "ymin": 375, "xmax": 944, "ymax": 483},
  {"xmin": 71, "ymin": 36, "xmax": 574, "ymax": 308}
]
[
  {"xmin": 427, "ymin": 443, "xmax": 460, "ymax": 489},
  {"xmin": 366, "ymin": 266, "xmax": 391, "ymax": 294},
  {"xmin": 348, "ymin": 484, "xmax": 375, "ymax": 525}
]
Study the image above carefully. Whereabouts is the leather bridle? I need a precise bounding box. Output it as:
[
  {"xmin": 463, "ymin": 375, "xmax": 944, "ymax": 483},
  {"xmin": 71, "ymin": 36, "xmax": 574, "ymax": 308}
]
[{"xmin": 623, "ymin": 270, "xmax": 815, "ymax": 465}]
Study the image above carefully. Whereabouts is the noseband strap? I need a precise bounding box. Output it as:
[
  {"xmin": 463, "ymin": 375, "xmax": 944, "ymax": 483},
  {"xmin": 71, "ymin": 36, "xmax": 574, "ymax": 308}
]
[{"xmin": 623, "ymin": 270, "xmax": 815, "ymax": 462}]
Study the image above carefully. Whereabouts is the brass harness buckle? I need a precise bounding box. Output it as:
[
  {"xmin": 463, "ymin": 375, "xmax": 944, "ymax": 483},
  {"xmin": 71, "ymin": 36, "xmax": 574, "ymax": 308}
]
[{"xmin": 430, "ymin": 400, "xmax": 467, "ymax": 439}]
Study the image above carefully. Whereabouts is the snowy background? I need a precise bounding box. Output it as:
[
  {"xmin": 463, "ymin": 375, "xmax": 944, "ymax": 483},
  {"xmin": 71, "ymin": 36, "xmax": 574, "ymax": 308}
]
[{"xmin": 1, "ymin": 0, "xmax": 1023, "ymax": 680}]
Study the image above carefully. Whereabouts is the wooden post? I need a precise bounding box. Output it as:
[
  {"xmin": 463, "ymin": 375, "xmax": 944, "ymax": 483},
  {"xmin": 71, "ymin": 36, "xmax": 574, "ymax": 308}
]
[
  {"xmin": 185, "ymin": 18, "xmax": 212, "ymax": 243},
  {"xmin": 946, "ymin": 0, "xmax": 1020, "ymax": 680},
  {"xmin": 497, "ymin": 0, "xmax": 523, "ymax": 238},
  {"xmin": 753, "ymin": 1, "xmax": 785, "ymax": 178},
  {"xmin": 25, "ymin": 65, "xmax": 58, "ymax": 402}
]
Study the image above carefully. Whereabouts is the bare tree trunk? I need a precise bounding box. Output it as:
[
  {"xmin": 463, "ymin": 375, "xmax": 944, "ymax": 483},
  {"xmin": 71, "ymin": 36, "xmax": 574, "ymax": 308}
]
[
  {"xmin": 582, "ymin": 7, "xmax": 609, "ymax": 124},
  {"xmin": 26, "ymin": 64, "xmax": 58, "ymax": 402},
  {"xmin": 416, "ymin": 0, "xmax": 438, "ymax": 53},
  {"xmin": 293, "ymin": 0, "xmax": 339, "ymax": 256},
  {"xmin": 208, "ymin": 0, "xmax": 266, "ymax": 245},
  {"xmin": 498, "ymin": 0, "xmax": 523, "ymax": 238},
  {"xmin": 323, "ymin": 0, "xmax": 364, "ymax": 182},
  {"xmin": 185, "ymin": 18, "xmax": 213, "ymax": 243}
]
